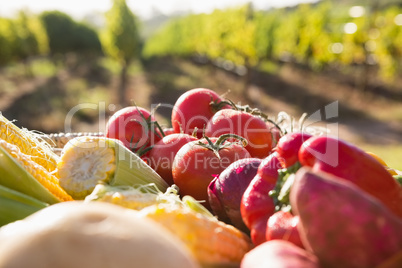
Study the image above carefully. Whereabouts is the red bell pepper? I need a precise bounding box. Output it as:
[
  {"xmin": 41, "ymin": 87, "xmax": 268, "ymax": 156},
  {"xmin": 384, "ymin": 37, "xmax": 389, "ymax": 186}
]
[
  {"xmin": 298, "ymin": 135, "xmax": 402, "ymax": 217},
  {"xmin": 275, "ymin": 132, "xmax": 313, "ymax": 168},
  {"xmin": 241, "ymin": 133, "xmax": 314, "ymax": 246},
  {"xmin": 240, "ymin": 153, "xmax": 281, "ymax": 245},
  {"xmin": 265, "ymin": 210, "xmax": 304, "ymax": 249}
]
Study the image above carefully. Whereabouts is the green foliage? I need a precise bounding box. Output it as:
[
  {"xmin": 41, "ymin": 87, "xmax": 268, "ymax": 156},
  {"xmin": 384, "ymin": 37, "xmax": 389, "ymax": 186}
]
[
  {"xmin": 208, "ymin": 5, "xmax": 258, "ymax": 66},
  {"xmin": 0, "ymin": 10, "xmax": 100, "ymax": 66},
  {"xmin": 253, "ymin": 9, "xmax": 282, "ymax": 60},
  {"xmin": 101, "ymin": 0, "xmax": 141, "ymax": 64},
  {"xmin": 28, "ymin": 14, "xmax": 50, "ymax": 56},
  {"xmin": 143, "ymin": 2, "xmax": 402, "ymax": 82},
  {"xmin": 40, "ymin": 11, "xmax": 102, "ymax": 56},
  {"xmin": 0, "ymin": 18, "xmax": 18, "ymax": 64},
  {"xmin": 39, "ymin": 11, "xmax": 76, "ymax": 54},
  {"xmin": 144, "ymin": 4, "xmax": 261, "ymax": 67},
  {"xmin": 13, "ymin": 11, "xmax": 49, "ymax": 61}
]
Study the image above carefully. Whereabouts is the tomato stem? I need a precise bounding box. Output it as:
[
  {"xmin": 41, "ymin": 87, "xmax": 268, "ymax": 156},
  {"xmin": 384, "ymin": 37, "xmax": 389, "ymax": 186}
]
[
  {"xmin": 211, "ymin": 98, "xmax": 285, "ymax": 136},
  {"xmin": 197, "ymin": 134, "xmax": 248, "ymax": 159},
  {"xmin": 209, "ymin": 95, "xmax": 230, "ymax": 113},
  {"xmin": 123, "ymin": 104, "xmax": 165, "ymax": 156}
]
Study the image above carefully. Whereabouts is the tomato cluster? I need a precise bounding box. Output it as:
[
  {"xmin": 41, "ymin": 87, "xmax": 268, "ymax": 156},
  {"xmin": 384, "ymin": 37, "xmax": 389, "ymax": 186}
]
[{"xmin": 105, "ymin": 88, "xmax": 279, "ymax": 208}]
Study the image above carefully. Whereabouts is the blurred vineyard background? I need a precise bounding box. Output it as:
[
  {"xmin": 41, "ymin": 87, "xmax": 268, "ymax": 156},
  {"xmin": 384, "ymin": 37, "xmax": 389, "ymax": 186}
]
[{"xmin": 0, "ymin": 0, "xmax": 402, "ymax": 169}]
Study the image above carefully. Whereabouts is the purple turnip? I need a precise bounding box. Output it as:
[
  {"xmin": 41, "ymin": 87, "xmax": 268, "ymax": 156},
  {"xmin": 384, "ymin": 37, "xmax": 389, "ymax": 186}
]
[{"xmin": 208, "ymin": 158, "xmax": 261, "ymax": 232}]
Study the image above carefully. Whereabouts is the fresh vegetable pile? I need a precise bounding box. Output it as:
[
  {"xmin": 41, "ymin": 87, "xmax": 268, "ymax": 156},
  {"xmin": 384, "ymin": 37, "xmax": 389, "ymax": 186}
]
[{"xmin": 0, "ymin": 88, "xmax": 401, "ymax": 268}]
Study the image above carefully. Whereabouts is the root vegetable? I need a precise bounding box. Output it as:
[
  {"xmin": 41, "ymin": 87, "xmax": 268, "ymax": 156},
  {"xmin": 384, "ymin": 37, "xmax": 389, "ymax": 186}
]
[
  {"xmin": 241, "ymin": 240, "xmax": 319, "ymax": 268},
  {"xmin": 208, "ymin": 158, "xmax": 261, "ymax": 232},
  {"xmin": 291, "ymin": 167, "xmax": 402, "ymax": 268}
]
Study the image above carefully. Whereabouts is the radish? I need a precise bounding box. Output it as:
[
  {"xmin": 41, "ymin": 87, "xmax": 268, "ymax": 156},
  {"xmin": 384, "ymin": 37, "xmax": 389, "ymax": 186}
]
[
  {"xmin": 291, "ymin": 167, "xmax": 402, "ymax": 268},
  {"xmin": 208, "ymin": 158, "xmax": 261, "ymax": 232},
  {"xmin": 241, "ymin": 240, "xmax": 319, "ymax": 268}
]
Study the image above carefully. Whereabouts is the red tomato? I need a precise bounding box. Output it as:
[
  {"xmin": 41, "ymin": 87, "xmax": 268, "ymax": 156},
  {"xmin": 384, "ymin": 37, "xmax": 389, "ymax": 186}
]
[
  {"xmin": 205, "ymin": 109, "xmax": 273, "ymax": 159},
  {"xmin": 106, "ymin": 106, "xmax": 162, "ymax": 152},
  {"xmin": 162, "ymin": 127, "xmax": 175, "ymax": 136},
  {"xmin": 172, "ymin": 137, "xmax": 250, "ymax": 209},
  {"xmin": 171, "ymin": 88, "xmax": 229, "ymax": 138},
  {"xmin": 147, "ymin": 133, "xmax": 198, "ymax": 185}
]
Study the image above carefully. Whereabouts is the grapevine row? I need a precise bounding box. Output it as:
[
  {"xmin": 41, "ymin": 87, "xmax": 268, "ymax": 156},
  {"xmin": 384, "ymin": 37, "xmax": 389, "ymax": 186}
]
[{"xmin": 143, "ymin": 2, "xmax": 402, "ymax": 83}]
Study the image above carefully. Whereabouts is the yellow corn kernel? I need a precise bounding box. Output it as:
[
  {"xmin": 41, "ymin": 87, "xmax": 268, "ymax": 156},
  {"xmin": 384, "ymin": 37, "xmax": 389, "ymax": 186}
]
[
  {"xmin": 138, "ymin": 204, "xmax": 252, "ymax": 266},
  {"xmin": 0, "ymin": 114, "xmax": 59, "ymax": 172},
  {"xmin": 0, "ymin": 140, "xmax": 73, "ymax": 202},
  {"xmin": 57, "ymin": 138, "xmax": 116, "ymax": 200}
]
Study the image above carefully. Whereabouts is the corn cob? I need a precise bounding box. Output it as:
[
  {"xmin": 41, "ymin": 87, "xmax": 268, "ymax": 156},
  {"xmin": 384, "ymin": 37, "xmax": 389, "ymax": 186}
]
[
  {"xmin": 138, "ymin": 203, "xmax": 253, "ymax": 267},
  {"xmin": 0, "ymin": 184, "xmax": 48, "ymax": 227},
  {"xmin": 0, "ymin": 139, "xmax": 73, "ymax": 203},
  {"xmin": 57, "ymin": 136, "xmax": 169, "ymax": 200},
  {"xmin": 0, "ymin": 114, "xmax": 59, "ymax": 172}
]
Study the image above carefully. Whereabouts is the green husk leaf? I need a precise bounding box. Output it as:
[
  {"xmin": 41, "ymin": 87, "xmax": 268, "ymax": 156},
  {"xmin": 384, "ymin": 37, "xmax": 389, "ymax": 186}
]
[
  {"xmin": 107, "ymin": 138, "xmax": 169, "ymax": 192},
  {"xmin": 0, "ymin": 146, "xmax": 60, "ymax": 204},
  {"xmin": 0, "ymin": 184, "xmax": 48, "ymax": 227}
]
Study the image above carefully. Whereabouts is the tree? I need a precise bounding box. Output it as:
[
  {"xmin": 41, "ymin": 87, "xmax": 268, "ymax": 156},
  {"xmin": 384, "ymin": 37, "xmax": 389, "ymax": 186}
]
[
  {"xmin": 40, "ymin": 11, "xmax": 102, "ymax": 59},
  {"xmin": 40, "ymin": 11, "xmax": 77, "ymax": 56},
  {"xmin": 101, "ymin": 0, "xmax": 141, "ymax": 106}
]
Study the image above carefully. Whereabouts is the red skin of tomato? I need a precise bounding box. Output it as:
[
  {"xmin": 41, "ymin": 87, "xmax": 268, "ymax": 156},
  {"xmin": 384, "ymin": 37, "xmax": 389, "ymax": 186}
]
[
  {"xmin": 106, "ymin": 106, "xmax": 162, "ymax": 151},
  {"xmin": 275, "ymin": 132, "xmax": 313, "ymax": 168},
  {"xmin": 162, "ymin": 127, "xmax": 175, "ymax": 136},
  {"xmin": 266, "ymin": 210, "xmax": 304, "ymax": 248},
  {"xmin": 171, "ymin": 88, "xmax": 229, "ymax": 138},
  {"xmin": 147, "ymin": 133, "xmax": 198, "ymax": 185},
  {"xmin": 205, "ymin": 109, "xmax": 273, "ymax": 159},
  {"xmin": 172, "ymin": 138, "xmax": 251, "ymax": 209}
]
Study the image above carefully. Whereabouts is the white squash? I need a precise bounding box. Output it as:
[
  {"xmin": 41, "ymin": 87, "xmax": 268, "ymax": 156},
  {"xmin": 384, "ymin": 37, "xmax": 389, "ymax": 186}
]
[{"xmin": 0, "ymin": 201, "xmax": 200, "ymax": 268}]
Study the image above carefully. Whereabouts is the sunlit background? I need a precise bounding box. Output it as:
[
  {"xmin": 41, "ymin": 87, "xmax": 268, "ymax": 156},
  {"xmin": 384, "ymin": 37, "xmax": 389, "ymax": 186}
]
[
  {"xmin": 0, "ymin": 0, "xmax": 318, "ymax": 19},
  {"xmin": 0, "ymin": 0, "xmax": 402, "ymax": 168}
]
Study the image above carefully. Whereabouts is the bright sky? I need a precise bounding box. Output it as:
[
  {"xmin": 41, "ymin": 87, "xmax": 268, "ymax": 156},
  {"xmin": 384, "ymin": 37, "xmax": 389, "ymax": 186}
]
[{"xmin": 0, "ymin": 0, "xmax": 318, "ymax": 19}]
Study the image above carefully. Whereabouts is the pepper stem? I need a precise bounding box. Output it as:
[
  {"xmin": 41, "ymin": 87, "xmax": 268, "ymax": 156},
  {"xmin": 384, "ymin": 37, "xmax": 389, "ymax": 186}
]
[{"xmin": 269, "ymin": 162, "xmax": 301, "ymax": 212}]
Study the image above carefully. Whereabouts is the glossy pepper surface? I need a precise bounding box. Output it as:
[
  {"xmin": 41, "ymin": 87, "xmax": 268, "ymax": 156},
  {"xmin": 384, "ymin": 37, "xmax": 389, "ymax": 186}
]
[{"xmin": 298, "ymin": 136, "xmax": 402, "ymax": 217}]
